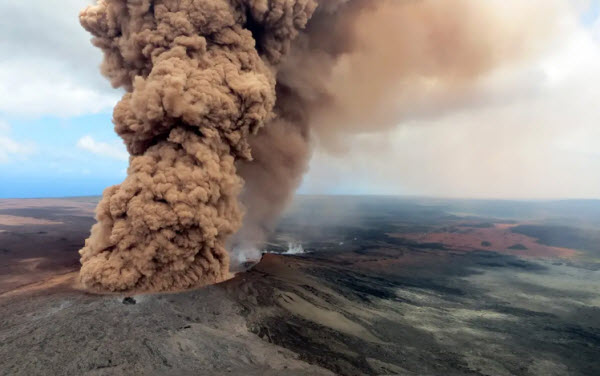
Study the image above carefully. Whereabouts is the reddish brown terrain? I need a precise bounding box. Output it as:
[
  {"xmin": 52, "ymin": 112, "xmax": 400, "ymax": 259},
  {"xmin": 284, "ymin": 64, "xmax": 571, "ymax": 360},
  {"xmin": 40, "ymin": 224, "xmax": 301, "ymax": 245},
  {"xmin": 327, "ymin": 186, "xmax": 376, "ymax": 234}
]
[{"xmin": 391, "ymin": 222, "xmax": 578, "ymax": 259}]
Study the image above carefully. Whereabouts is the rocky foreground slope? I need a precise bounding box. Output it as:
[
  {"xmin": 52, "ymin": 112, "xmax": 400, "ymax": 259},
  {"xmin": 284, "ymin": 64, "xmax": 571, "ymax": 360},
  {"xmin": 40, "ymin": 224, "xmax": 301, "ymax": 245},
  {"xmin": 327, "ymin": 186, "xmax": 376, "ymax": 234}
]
[{"xmin": 1, "ymin": 197, "xmax": 599, "ymax": 375}]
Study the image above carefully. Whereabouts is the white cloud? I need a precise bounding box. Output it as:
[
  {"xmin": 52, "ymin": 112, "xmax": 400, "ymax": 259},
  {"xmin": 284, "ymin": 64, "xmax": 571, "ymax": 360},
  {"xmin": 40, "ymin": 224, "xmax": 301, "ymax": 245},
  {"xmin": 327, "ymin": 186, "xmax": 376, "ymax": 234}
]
[
  {"xmin": 0, "ymin": 120, "xmax": 10, "ymax": 133},
  {"xmin": 0, "ymin": 137, "xmax": 35, "ymax": 164},
  {"xmin": 0, "ymin": 121, "xmax": 35, "ymax": 163},
  {"xmin": 593, "ymin": 13, "xmax": 600, "ymax": 39},
  {"xmin": 0, "ymin": 62, "xmax": 120, "ymax": 117},
  {"xmin": 77, "ymin": 136, "xmax": 128, "ymax": 161},
  {"xmin": 0, "ymin": 1, "xmax": 120, "ymax": 117}
]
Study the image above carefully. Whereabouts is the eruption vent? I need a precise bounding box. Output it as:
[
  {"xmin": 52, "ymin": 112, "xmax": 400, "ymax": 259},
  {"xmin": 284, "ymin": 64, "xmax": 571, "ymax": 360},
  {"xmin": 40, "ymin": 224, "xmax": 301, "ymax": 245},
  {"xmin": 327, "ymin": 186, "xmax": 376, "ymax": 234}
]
[{"xmin": 79, "ymin": 0, "xmax": 558, "ymax": 291}]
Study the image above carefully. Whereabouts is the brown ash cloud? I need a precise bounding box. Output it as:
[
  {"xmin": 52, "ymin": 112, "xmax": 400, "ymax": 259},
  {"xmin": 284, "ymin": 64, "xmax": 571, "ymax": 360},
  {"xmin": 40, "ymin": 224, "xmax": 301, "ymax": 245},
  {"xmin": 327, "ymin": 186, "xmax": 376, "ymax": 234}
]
[{"xmin": 79, "ymin": 0, "xmax": 558, "ymax": 291}]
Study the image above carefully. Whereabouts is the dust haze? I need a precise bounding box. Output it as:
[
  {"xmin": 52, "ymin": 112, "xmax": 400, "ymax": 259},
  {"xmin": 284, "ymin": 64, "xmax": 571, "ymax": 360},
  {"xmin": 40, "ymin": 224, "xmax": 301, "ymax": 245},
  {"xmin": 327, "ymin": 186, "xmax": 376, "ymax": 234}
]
[{"xmin": 79, "ymin": 0, "xmax": 563, "ymax": 291}]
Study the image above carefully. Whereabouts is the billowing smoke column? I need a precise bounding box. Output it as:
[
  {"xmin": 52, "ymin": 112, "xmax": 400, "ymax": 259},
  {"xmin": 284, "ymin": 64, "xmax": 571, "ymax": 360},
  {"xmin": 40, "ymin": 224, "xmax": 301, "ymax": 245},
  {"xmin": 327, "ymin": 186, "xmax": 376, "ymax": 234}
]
[
  {"xmin": 231, "ymin": 0, "xmax": 556, "ymax": 259},
  {"xmin": 79, "ymin": 0, "xmax": 317, "ymax": 291},
  {"xmin": 80, "ymin": 0, "xmax": 556, "ymax": 291}
]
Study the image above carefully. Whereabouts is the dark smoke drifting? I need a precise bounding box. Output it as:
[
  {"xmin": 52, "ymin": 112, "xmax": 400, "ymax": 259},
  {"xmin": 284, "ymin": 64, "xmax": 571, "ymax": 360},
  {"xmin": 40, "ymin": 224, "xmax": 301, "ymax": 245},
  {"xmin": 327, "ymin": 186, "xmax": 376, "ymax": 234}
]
[{"xmin": 80, "ymin": 0, "xmax": 557, "ymax": 291}]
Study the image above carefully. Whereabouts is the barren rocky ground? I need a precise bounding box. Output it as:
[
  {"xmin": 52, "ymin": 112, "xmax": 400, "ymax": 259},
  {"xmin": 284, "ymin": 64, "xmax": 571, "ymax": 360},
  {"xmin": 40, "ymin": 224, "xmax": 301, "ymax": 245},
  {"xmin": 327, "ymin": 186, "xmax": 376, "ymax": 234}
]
[{"xmin": 1, "ymin": 196, "xmax": 599, "ymax": 375}]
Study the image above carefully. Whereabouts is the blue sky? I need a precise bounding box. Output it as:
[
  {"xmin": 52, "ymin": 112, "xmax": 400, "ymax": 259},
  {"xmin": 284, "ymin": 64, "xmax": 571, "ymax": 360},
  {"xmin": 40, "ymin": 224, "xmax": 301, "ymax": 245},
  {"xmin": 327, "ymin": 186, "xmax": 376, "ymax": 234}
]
[
  {"xmin": 0, "ymin": 113, "xmax": 125, "ymax": 197},
  {"xmin": 1, "ymin": 0, "xmax": 600, "ymax": 199},
  {"xmin": 582, "ymin": 0, "xmax": 600, "ymax": 24}
]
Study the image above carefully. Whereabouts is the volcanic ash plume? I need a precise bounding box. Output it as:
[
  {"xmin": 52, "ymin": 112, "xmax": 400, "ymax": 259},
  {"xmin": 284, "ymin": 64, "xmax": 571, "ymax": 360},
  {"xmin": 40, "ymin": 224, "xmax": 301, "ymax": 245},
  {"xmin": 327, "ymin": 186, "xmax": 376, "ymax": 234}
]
[
  {"xmin": 232, "ymin": 0, "xmax": 559, "ymax": 255},
  {"xmin": 78, "ymin": 0, "xmax": 316, "ymax": 291},
  {"xmin": 80, "ymin": 0, "xmax": 559, "ymax": 291}
]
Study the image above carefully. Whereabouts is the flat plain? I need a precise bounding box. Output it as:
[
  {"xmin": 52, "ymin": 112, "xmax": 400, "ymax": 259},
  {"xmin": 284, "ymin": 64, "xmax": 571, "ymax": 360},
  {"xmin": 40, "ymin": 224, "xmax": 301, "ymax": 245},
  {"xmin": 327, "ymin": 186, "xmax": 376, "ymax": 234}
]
[{"xmin": 1, "ymin": 196, "xmax": 599, "ymax": 375}]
